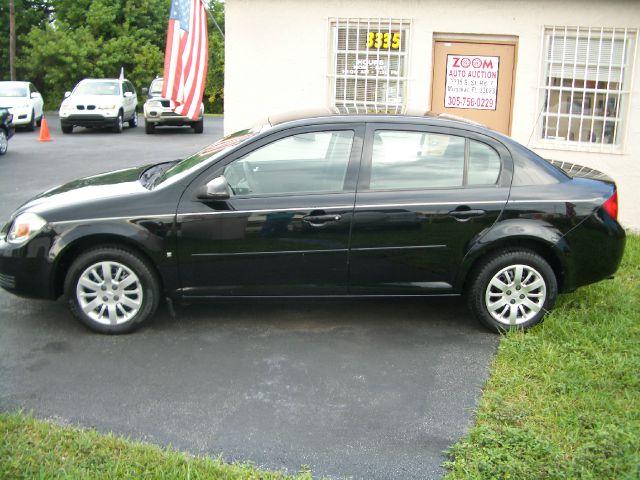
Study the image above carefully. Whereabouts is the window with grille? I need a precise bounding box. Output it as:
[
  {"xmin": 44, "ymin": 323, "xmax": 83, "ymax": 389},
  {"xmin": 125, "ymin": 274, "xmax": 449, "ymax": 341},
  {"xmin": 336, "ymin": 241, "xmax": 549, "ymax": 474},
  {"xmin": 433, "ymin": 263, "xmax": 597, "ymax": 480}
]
[
  {"xmin": 329, "ymin": 18, "xmax": 410, "ymax": 114},
  {"xmin": 539, "ymin": 27, "xmax": 637, "ymax": 151}
]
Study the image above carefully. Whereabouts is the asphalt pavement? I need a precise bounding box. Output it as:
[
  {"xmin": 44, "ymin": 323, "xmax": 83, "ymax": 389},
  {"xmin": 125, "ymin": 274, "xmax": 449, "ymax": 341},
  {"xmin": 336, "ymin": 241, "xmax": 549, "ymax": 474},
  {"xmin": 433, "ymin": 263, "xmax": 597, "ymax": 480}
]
[{"xmin": 0, "ymin": 115, "xmax": 499, "ymax": 479}]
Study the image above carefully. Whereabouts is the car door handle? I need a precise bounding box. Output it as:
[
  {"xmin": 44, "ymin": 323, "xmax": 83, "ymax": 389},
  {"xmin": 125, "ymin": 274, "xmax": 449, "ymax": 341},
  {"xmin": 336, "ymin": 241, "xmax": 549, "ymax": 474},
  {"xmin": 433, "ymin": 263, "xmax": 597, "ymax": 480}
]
[
  {"xmin": 302, "ymin": 214, "xmax": 342, "ymax": 226},
  {"xmin": 448, "ymin": 208, "xmax": 486, "ymax": 220}
]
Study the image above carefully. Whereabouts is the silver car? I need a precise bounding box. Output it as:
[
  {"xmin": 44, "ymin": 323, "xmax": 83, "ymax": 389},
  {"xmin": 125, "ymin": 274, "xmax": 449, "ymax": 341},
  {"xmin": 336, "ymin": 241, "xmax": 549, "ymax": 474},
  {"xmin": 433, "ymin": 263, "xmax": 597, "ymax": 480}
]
[{"xmin": 142, "ymin": 77, "xmax": 204, "ymax": 134}]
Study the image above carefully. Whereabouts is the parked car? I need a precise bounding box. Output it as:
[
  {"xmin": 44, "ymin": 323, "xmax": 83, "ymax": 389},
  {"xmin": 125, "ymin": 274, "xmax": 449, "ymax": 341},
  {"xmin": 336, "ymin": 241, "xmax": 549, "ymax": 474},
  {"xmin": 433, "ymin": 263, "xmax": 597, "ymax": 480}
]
[
  {"xmin": 0, "ymin": 107, "xmax": 15, "ymax": 155},
  {"xmin": 0, "ymin": 112, "xmax": 625, "ymax": 334},
  {"xmin": 142, "ymin": 77, "xmax": 204, "ymax": 134},
  {"xmin": 0, "ymin": 81, "xmax": 44, "ymax": 131},
  {"xmin": 59, "ymin": 78, "xmax": 138, "ymax": 133}
]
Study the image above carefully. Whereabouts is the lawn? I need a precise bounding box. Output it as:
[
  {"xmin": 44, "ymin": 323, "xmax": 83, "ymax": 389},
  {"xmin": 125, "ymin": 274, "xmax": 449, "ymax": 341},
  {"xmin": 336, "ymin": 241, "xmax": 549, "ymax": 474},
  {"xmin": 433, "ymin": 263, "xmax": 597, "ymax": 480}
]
[
  {"xmin": 1, "ymin": 237, "xmax": 638, "ymax": 479},
  {"xmin": 444, "ymin": 234, "xmax": 640, "ymax": 479},
  {"xmin": 0, "ymin": 411, "xmax": 312, "ymax": 479}
]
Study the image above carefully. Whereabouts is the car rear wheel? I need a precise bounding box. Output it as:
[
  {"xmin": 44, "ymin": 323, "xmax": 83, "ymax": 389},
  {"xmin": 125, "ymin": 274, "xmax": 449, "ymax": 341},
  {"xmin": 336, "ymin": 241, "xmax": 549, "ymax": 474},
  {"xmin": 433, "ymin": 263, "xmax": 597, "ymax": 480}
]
[
  {"xmin": 65, "ymin": 246, "xmax": 160, "ymax": 334},
  {"xmin": 113, "ymin": 112, "xmax": 124, "ymax": 133},
  {"xmin": 467, "ymin": 250, "xmax": 557, "ymax": 332},
  {"xmin": 145, "ymin": 120, "xmax": 155, "ymax": 134},
  {"xmin": 0, "ymin": 129, "xmax": 8, "ymax": 155}
]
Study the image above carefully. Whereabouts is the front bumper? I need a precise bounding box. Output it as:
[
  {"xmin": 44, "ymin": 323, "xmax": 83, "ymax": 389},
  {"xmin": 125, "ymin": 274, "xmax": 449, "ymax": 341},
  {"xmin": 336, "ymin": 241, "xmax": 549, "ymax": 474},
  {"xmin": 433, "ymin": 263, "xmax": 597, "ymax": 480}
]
[
  {"xmin": 60, "ymin": 114, "xmax": 119, "ymax": 128},
  {"xmin": 7, "ymin": 107, "xmax": 32, "ymax": 126},
  {"xmin": 144, "ymin": 106, "xmax": 197, "ymax": 126},
  {"xmin": 0, "ymin": 235, "xmax": 57, "ymax": 300}
]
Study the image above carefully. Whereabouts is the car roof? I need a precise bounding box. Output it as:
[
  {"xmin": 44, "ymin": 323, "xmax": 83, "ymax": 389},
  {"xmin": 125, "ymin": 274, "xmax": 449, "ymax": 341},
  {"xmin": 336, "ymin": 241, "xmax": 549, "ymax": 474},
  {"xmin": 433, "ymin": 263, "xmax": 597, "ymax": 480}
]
[{"xmin": 264, "ymin": 108, "xmax": 502, "ymax": 140}]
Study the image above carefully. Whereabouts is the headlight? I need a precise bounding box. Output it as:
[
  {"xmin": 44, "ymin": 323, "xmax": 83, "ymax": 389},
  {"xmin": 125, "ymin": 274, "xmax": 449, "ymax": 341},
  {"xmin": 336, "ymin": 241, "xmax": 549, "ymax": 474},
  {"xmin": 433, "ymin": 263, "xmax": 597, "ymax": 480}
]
[
  {"xmin": 60, "ymin": 103, "xmax": 72, "ymax": 112},
  {"xmin": 16, "ymin": 103, "xmax": 30, "ymax": 109},
  {"xmin": 147, "ymin": 100, "xmax": 162, "ymax": 108},
  {"xmin": 7, "ymin": 213, "xmax": 47, "ymax": 245},
  {"xmin": 98, "ymin": 104, "xmax": 117, "ymax": 110}
]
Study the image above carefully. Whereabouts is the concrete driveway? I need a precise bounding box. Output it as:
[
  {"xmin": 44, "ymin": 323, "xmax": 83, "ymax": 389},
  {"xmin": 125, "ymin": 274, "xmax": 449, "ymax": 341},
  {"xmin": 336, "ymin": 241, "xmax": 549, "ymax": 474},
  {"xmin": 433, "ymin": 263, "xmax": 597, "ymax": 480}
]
[{"xmin": 0, "ymin": 115, "xmax": 498, "ymax": 479}]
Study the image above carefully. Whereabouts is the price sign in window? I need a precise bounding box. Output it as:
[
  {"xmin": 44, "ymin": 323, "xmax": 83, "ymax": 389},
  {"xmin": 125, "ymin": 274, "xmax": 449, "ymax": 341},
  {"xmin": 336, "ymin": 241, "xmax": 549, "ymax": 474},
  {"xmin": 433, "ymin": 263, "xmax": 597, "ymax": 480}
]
[{"xmin": 330, "ymin": 18, "xmax": 410, "ymax": 114}]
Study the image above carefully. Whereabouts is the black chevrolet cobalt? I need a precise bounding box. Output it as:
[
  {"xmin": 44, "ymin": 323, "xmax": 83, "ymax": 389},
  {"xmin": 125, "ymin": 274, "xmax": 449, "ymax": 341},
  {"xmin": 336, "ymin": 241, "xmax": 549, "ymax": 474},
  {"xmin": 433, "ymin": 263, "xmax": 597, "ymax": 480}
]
[{"xmin": 0, "ymin": 112, "xmax": 625, "ymax": 334}]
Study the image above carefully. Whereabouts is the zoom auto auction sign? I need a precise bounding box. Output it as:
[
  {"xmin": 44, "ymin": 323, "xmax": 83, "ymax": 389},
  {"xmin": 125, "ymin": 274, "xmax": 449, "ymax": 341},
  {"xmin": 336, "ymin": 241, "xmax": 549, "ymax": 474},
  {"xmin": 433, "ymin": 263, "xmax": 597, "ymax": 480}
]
[{"xmin": 445, "ymin": 55, "xmax": 499, "ymax": 110}]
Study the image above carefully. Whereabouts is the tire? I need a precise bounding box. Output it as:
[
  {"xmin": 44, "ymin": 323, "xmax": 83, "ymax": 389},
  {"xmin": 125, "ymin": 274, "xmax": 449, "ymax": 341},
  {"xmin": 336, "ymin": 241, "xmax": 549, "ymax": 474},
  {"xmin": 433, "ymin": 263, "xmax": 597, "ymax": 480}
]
[
  {"xmin": 36, "ymin": 114, "xmax": 42, "ymax": 127},
  {"xmin": 129, "ymin": 109, "xmax": 138, "ymax": 128},
  {"xmin": 113, "ymin": 111, "xmax": 124, "ymax": 133},
  {"xmin": 64, "ymin": 246, "xmax": 161, "ymax": 334},
  {"xmin": 192, "ymin": 117, "xmax": 204, "ymax": 134},
  {"xmin": 26, "ymin": 110, "xmax": 36, "ymax": 131},
  {"xmin": 61, "ymin": 124, "xmax": 73, "ymax": 134},
  {"xmin": 0, "ymin": 129, "xmax": 8, "ymax": 155},
  {"xmin": 467, "ymin": 250, "xmax": 558, "ymax": 333},
  {"xmin": 144, "ymin": 120, "xmax": 155, "ymax": 134}
]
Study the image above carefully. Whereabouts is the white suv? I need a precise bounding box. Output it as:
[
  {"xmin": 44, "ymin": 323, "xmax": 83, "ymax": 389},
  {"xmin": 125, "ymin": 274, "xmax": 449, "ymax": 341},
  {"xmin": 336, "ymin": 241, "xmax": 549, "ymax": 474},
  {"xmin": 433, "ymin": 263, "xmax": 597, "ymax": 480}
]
[
  {"xmin": 0, "ymin": 81, "xmax": 44, "ymax": 131},
  {"xmin": 142, "ymin": 77, "xmax": 204, "ymax": 134},
  {"xmin": 59, "ymin": 78, "xmax": 138, "ymax": 134}
]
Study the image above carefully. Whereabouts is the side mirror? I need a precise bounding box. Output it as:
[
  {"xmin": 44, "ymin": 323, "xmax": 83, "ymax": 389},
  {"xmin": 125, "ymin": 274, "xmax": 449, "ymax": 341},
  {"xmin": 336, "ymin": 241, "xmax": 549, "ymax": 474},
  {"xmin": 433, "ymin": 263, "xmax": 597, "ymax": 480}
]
[
  {"xmin": 30, "ymin": 92, "xmax": 41, "ymax": 99},
  {"xmin": 198, "ymin": 175, "xmax": 232, "ymax": 200},
  {"xmin": 141, "ymin": 87, "xmax": 148, "ymax": 96},
  {"xmin": 64, "ymin": 91, "xmax": 71, "ymax": 98},
  {"xmin": 124, "ymin": 91, "xmax": 134, "ymax": 98}
]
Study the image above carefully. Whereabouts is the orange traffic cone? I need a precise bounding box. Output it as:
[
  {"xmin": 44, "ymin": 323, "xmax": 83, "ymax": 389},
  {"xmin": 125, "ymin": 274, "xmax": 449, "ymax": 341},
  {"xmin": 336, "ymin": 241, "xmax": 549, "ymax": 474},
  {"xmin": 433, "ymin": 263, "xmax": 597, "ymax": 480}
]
[{"xmin": 39, "ymin": 117, "xmax": 52, "ymax": 142}]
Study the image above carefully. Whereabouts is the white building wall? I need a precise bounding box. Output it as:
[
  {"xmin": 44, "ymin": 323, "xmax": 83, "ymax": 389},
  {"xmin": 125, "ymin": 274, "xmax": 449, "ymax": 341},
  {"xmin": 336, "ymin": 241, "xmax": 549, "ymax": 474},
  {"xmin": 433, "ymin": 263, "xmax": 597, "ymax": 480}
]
[{"xmin": 226, "ymin": 0, "xmax": 640, "ymax": 229}]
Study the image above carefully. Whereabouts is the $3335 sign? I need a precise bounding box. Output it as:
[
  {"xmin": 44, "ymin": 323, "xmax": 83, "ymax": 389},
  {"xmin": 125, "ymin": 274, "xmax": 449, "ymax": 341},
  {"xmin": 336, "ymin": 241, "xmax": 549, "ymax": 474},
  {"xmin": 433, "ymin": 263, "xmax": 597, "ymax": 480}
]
[{"xmin": 367, "ymin": 31, "xmax": 401, "ymax": 50}]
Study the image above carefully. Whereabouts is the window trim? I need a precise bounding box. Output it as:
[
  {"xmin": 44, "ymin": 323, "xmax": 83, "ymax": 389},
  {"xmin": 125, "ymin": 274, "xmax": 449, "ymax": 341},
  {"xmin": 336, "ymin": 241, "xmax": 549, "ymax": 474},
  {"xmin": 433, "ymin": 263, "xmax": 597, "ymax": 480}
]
[{"xmin": 359, "ymin": 124, "xmax": 509, "ymax": 193}]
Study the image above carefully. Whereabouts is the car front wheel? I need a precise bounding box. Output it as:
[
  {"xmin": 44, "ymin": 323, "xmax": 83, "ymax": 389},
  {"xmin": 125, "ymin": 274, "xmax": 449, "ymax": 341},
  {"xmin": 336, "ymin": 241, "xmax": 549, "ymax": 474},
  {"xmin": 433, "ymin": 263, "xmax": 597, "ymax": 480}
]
[
  {"xmin": 65, "ymin": 246, "xmax": 161, "ymax": 334},
  {"xmin": 144, "ymin": 120, "xmax": 155, "ymax": 134},
  {"xmin": 129, "ymin": 109, "xmax": 138, "ymax": 128},
  {"xmin": 113, "ymin": 112, "xmax": 124, "ymax": 133},
  {"xmin": 192, "ymin": 117, "xmax": 204, "ymax": 134},
  {"xmin": 467, "ymin": 250, "xmax": 557, "ymax": 332},
  {"xmin": 26, "ymin": 110, "xmax": 36, "ymax": 131},
  {"xmin": 0, "ymin": 129, "xmax": 8, "ymax": 155}
]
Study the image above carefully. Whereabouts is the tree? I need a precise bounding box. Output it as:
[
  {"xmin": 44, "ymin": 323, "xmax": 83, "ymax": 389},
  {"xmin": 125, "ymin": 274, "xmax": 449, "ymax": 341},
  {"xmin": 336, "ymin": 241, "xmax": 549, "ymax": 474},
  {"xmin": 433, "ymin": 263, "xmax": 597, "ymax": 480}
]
[
  {"xmin": 11, "ymin": 0, "xmax": 225, "ymax": 113},
  {"xmin": 0, "ymin": 0, "xmax": 53, "ymax": 79}
]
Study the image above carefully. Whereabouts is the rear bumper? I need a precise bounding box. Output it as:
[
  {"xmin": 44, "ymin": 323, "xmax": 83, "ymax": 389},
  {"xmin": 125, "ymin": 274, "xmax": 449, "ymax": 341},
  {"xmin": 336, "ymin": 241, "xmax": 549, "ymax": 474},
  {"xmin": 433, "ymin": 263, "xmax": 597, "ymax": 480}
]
[
  {"xmin": 560, "ymin": 212, "xmax": 626, "ymax": 292},
  {"xmin": 61, "ymin": 114, "xmax": 119, "ymax": 128}
]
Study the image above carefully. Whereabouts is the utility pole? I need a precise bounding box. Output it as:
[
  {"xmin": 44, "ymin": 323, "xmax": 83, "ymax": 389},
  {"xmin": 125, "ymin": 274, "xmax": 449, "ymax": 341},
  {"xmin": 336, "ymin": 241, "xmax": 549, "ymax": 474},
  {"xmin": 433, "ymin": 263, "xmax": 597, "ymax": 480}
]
[{"xmin": 9, "ymin": 0, "xmax": 16, "ymax": 80}]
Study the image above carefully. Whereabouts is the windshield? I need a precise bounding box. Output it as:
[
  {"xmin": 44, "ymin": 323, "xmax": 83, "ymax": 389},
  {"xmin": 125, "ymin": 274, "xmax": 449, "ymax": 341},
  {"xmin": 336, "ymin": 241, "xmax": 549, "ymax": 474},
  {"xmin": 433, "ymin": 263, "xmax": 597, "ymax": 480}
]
[
  {"xmin": 150, "ymin": 79, "xmax": 164, "ymax": 96},
  {"xmin": 153, "ymin": 127, "xmax": 264, "ymax": 188},
  {"xmin": 74, "ymin": 81, "xmax": 120, "ymax": 96},
  {"xmin": 0, "ymin": 84, "xmax": 28, "ymax": 97}
]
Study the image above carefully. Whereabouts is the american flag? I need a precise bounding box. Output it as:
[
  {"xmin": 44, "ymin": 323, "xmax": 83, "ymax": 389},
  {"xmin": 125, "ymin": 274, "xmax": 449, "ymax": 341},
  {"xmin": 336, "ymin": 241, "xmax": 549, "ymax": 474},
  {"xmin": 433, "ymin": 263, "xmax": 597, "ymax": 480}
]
[{"xmin": 162, "ymin": 0, "xmax": 208, "ymax": 120}]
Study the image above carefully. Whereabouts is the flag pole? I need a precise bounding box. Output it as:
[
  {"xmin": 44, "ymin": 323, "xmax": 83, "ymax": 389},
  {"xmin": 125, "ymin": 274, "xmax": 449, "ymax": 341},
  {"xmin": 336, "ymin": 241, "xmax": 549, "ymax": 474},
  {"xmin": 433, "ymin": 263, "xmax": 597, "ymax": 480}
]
[{"xmin": 202, "ymin": 1, "xmax": 225, "ymax": 40}]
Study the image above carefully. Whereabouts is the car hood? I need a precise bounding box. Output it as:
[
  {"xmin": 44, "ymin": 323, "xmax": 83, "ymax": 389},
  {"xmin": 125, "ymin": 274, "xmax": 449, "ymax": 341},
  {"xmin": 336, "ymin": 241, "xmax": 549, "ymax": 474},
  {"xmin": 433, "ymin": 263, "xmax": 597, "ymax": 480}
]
[
  {"xmin": 13, "ymin": 165, "xmax": 150, "ymax": 219},
  {"xmin": 0, "ymin": 96, "xmax": 31, "ymax": 107}
]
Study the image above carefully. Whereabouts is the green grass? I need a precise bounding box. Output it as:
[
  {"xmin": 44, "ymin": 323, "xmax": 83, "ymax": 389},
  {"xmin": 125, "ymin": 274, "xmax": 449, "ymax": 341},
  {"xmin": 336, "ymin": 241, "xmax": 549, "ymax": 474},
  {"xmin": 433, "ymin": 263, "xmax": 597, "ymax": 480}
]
[
  {"xmin": 0, "ymin": 412, "xmax": 312, "ymax": 480},
  {"xmin": 444, "ymin": 235, "xmax": 640, "ymax": 479}
]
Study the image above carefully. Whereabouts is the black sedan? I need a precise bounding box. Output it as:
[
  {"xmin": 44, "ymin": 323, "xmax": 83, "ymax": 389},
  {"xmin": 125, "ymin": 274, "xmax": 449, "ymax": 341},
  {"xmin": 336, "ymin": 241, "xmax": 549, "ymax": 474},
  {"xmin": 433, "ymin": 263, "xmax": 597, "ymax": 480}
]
[
  {"xmin": 0, "ymin": 112, "xmax": 625, "ymax": 333},
  {"xmin": 0, "ymin": 107, "xmax": 14, "ymax": 155}
]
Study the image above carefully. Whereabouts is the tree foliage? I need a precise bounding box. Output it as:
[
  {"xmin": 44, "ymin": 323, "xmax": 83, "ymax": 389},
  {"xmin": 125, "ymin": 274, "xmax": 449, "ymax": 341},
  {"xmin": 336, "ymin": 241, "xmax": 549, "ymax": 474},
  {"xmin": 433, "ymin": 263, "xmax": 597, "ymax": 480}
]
[{"xmin": 2, "ymin": 0, "xmax": 225, "ymax": 113}]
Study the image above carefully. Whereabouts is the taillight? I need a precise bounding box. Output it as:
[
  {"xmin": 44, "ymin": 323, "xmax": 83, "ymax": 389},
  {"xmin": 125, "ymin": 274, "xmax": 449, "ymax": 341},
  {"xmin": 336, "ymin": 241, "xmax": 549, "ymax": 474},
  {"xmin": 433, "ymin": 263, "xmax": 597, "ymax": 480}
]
[{"xmin": 602, "ymin": 191, "xmax": 618, "ymax": 220}]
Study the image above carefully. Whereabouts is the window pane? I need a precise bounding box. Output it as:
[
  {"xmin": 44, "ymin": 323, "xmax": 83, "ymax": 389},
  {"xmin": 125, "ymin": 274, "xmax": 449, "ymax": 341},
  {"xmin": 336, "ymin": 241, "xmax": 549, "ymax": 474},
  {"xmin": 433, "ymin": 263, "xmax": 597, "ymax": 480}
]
[
  {"xmin": 224, "ymin": 131, "xmax": 354, "ymax": 196},
  {"xmin": 468, "ymin": 141, "xmax": 501, "ymax": 185},
  {"xmin": 370, "ymin": 131, "xmax": 465, "ymax": 190},
  {"xmin": 331, "ymin": 19, "xmax": 410, "ymax": 114},
  {"xmin": 539, "ymin": 27, "xmax": 636, "ymax": 149}
]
